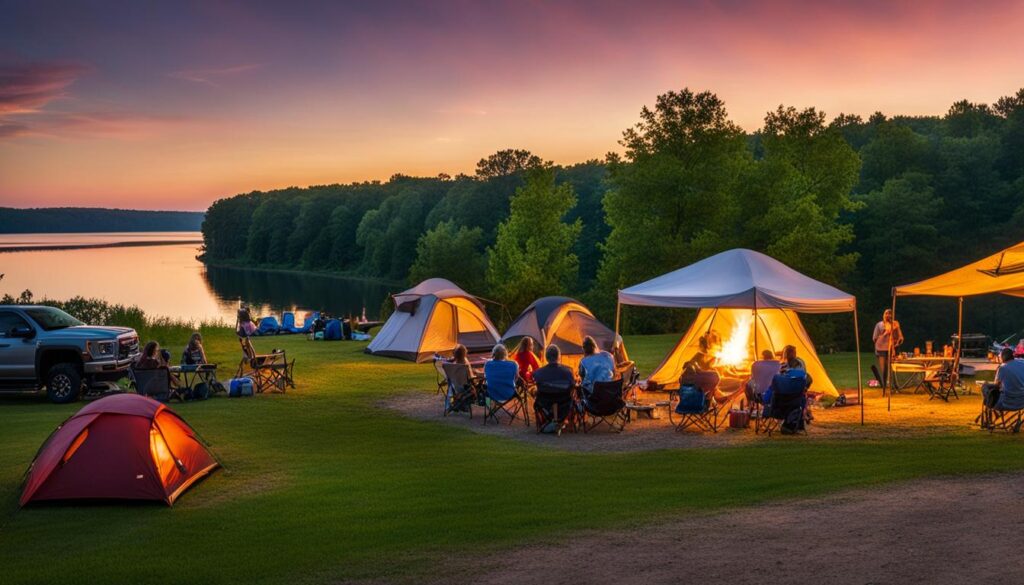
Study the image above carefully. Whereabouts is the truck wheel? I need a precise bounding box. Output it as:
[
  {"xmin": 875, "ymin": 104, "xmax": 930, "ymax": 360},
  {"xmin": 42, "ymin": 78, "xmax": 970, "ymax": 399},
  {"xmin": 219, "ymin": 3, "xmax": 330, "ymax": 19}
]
[{"xmin": 46, "ymin": 363, "xmax": 82, "ymax": 404}]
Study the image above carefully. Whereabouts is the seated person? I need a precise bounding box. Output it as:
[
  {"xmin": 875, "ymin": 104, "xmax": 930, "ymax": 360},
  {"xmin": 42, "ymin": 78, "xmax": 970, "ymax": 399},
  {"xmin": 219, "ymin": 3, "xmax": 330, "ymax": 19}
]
[
  {"xmin": 682, "ymin": 335, "xmax": 716, "ymax": 374},
  {"xmin": 533, "ymin": 345, "xmax": 577, "ymax": 432},
  {"xmin": 983, "ymin": 348, "xmax": 1024, "ymax": 411},
  {"xmin": 779, "ymin": 345, "xmax": 812, "ymax": 389},
  {"xmin": 484, "ymin": 344, "xmax": 520, "ymax": 402},
  {"xmin": 578, "ymin": 335, "xmax": 615, "ymax": 395},
  {"xmin": 135, "ymin": 341, "xmax": 179, "ymax": 387},
  {"xmin": 512, "ymin": 337, "xmax": 541, "ymax": 384},
  {"xmin": 745, "ymin": 352, "xmax": 782, "ymax": 404},
  {"xmin": 680, "ymin": 368, "xmax": 737, "ymax": 407},
  {"xmin": 766, "ymin": 367, "xmax": 810, "ymax": 431},
  {"xmin": 180, "ymin": 332, "xmax": 208, "ymax": 366}
]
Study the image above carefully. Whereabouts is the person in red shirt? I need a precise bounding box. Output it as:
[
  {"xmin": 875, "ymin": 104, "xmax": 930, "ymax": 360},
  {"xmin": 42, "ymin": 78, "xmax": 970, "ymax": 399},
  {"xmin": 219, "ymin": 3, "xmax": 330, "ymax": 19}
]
[{"xmin": 512, "ymin": 337, "xmax": 541, "ymax": 384}]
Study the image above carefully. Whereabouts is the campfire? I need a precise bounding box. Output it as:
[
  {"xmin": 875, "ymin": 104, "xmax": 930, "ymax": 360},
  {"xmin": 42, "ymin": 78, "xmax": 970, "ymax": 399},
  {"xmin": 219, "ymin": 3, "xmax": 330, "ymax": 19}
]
[{"xmin": 715, "ymin": 313, "xmax": 753, "ymax": 368}]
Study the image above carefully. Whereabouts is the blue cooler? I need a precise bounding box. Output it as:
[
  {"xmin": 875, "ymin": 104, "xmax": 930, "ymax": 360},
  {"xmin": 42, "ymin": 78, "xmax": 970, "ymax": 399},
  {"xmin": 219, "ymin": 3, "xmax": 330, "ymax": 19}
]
[{"xmin": 228, "ymin": 377, "xmax": 255, "ymax": 397}]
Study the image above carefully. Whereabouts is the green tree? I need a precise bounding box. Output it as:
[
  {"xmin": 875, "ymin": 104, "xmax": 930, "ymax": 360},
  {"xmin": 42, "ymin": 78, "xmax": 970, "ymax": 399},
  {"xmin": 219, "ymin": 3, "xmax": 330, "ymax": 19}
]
[
  {"xmin": 486, "ymin": 168, "xmax": 581, "ymax": 314},
  {"xmin": 475, "ymin": 149, "xmax": 548, "ymax": 179},
  {"xmin": 408, "ymin": 221, "xmax": 486, "ymax": 291},
  {"xmin": 597, "ymin": 89, "xmax": 750, "ymax": 324}
]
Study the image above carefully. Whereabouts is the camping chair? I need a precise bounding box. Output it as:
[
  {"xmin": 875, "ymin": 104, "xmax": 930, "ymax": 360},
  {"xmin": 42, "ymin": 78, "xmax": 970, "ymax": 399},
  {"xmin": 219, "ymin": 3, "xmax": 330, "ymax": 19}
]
[
  {"xmin": 131, "ymin": 367, "xmax": 185, "ymax": 402},
  {"xmin": 534, "ymin": 381, "xmax": 581, "ymax": 435},
  {"xmin": 759, "ymin": 372, "xmax": 809, "ymax": 436},
  {"xmin": 980, "ymin": 401, "xmax": 1024, "ymax": 433},
  {"xmin": 433, "ymin": 356, "xmax": 449, "ymax": 395},
  {"xmin": 582, "ymin": 378, "xmax": 628, "ymax": 433},
  {"xmin": 616, "ymin": 360, "xmax": 640, "ymax": 399},
  {"xmin": 922, "ymin": 362, "xmax": 959, "ymax": 402},
  {"xmin": 482, "ymin": 364, "xmax": 530, "ymax": 426},
  {"xmin": 671, "ymin": 384, "xmax": 718, "ymax": 432},
  {"xmin": 441, "ymin": 362, "xmax": 480, "ymax": 417},
  {"xmin": 747, "ymin": 360, "xmax": 781, "ymax": 433},
  {"xmin": 236, "ymin": 337, "xmax": 295, "ymax": 393}
]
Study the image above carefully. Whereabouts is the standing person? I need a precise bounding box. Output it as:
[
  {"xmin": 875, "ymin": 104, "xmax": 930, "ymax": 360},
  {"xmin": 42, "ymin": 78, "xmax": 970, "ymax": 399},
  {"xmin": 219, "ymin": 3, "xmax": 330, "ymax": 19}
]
[
  {"xmin": 873, "ymin": 309, "xmax": 904, "ymax": 387},
  {"xmin": 511, "ymin": 337, "xmax": 541, "ymax": 384},
  {"xmin": 578, "ymin": 336, "xmax": 615, "ymax": 395}
]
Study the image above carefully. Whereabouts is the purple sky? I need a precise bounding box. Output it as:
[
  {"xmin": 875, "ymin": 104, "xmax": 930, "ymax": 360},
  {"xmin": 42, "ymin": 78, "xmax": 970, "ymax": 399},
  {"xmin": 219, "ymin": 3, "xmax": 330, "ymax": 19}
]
[{"xmin": 2, "ymin": 0, "xmax": 1022, "ymax": 210}]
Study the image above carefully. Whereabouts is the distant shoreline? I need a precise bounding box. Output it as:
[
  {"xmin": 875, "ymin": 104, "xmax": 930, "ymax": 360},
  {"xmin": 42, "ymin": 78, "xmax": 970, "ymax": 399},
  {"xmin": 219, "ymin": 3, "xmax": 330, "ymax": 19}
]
[{"xmin": 0, "ymin": 240, "xmax": 203, "ymax": 253}]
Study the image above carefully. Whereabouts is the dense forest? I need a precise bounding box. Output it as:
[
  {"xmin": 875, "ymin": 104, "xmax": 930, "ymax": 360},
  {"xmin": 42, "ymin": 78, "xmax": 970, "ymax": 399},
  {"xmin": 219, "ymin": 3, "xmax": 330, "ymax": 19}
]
[
  {"xmin": 201, "ymin": 88, "xmax": 1024, "ymax": 349},
  {"xmin": 0, "ymin": 207, "xmax": 204, "ymax": 233}
]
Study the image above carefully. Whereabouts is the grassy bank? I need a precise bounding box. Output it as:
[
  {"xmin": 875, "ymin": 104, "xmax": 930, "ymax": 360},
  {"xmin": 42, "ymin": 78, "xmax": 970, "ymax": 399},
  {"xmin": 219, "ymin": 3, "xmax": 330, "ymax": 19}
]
[{"xmin": 1, "ymin": 328, "xmax": 1022, "ymax": 584}]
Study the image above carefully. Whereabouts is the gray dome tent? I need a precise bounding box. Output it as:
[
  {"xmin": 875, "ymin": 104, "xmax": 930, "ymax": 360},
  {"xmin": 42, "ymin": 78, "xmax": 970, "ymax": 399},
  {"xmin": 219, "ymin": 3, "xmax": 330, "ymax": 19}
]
[
  {"xmin": 501, "ymin": 296, "xmax": 619, "ymax": 367},
  {"xmin": 366, "ymin": 278, "xmax": 500, "ymax": 362}
]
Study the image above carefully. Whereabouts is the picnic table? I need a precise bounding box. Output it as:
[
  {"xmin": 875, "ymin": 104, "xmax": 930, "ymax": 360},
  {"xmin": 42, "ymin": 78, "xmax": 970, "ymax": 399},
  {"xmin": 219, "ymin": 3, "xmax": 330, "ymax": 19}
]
[
  {"xmin": 890, "ymin": 355, "xmax": 954, "ymax": 391},
  {"xmin": 168, "ymin": 364, "xmax": 220, "ymax": 395}
]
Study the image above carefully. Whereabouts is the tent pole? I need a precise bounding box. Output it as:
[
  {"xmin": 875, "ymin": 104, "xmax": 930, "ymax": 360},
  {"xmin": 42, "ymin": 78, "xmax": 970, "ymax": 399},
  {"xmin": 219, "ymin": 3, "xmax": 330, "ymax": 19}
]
[
  {"xmin": 889, "ymin": 293, "xmax": 896, "ymax": 412},
  {"xmin": 753, "ymin": 297, "xmax": 759, "ymax": 358},
  {"xmin": 955, "ymin": 296, "xmax": 964, "ymax": 382},
  {"xmin": 854, "ymin": 305, "xmax": 864, "ymax": 426},
  {"xmin": 614, "ymin": 300, "xmax": 622, "ymax": 337}
]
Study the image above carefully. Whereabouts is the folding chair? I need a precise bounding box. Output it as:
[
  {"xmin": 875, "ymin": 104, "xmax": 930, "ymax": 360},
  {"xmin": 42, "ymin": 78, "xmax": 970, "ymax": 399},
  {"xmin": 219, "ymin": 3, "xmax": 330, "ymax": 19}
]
[
  {"xmin": 978, "ymin": 385, "xmax": 1024, "ymax": 432},
  {"xmin": 670, "ymin": 384, "xmax": 718, "ymax": 432},
  {"xmin": 747, "ymin": 360, "xmax": 781, "ymax": 433},
  {"xmin": 131, "ymin": 367, "xmax": 185, "ymax": 402},
  {"xmin": 441, "ymin": 362, "xmax": 481, "ymax": 418},
  {"xmin": 482, "ymin": 362, "xmax": 529, "ymax": 426},
  {"xmin": 616, "ymin": 360, "xmax": 640, "ymax": 398},
  {"xmin": 582, "ymin": 378, "xmax": 628, "ymax": 433},
  {"xmin": 433, "ymin": 356, "xmax": 449, "ymax": 395},
  {"xmin": 534, "ymin": 382, "xmax": 580, "ymax": 435},
  {"xmin": 236, "ymin": 336, "xmax": 295, "ymax": 393},
  {"xmin": 922, "ymin": 362, "xmax": 959, "ymax": 401},
  {"xmin": 759, "ymin": 373, "xmax": 808, "ymax": 436}
]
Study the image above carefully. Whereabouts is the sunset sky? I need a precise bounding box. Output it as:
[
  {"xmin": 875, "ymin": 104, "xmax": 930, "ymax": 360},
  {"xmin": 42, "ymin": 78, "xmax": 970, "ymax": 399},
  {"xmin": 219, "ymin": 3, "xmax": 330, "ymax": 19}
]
[{"xmin": 2, "ymin": 0, "xmax": 1023, "ymax": 211}]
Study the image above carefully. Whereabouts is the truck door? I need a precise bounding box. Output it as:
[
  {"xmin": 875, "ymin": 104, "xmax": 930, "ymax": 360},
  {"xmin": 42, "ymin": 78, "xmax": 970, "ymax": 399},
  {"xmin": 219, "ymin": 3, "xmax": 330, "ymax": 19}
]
[{"xmin": 0, "ymin": 310, "xmax": 38, "ymax": 380}]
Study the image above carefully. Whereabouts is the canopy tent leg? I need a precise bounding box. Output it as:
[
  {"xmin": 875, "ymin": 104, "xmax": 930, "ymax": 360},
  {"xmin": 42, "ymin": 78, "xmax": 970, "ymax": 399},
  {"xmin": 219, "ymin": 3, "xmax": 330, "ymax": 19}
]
[
  {"xmin": 888, "ymin": 294, "xmax": 897, "ymax": 412},
  {"xmin": 753, "ymin": 297, "xmax": 759, "ymax": 358},
  {"xmin": 955, "ymin": 296, "xmax": 964, "ymax": 385},
  {"xmin": 854, "ymin": 306, "xmax": 864, "ymax": 426},
  {"xmin": 614, "ymin": 300, "xmax": 622, "ymax": 337}
]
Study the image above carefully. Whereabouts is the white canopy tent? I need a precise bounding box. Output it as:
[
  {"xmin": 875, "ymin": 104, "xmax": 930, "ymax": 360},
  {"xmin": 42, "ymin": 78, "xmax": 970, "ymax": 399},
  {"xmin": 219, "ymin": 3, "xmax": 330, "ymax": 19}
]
[{"xmin": 617, "ymin": 249, "xmax": 863, "ymax": 419}]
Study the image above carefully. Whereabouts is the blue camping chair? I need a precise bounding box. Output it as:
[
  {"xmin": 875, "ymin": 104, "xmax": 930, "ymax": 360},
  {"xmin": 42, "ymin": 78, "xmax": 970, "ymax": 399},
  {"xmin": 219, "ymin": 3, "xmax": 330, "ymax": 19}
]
[
  {"xmin": 670, "ymin": 370, "xmax": 723, "ymax": 432},
  {"xmin": 281, "ymin": 312, "xmax": 296, "ymax": 333},
  {"xmin": 296, "ymin": 311, "xmax": 319, "ymax": 334},
  {"xmin": 257, "ymin": 315, "xmax": 281, "ymax": 335},
  {"xmin": 483, "ymin": 359, "xmax": 529, "ymax": 425},
  {"xmin": 324, "ymin": 319, "xmax": 343, "ymax": 340},
  {"xmin": 759, "ymin": 369, "xmax": 809, "ymax": 436}
]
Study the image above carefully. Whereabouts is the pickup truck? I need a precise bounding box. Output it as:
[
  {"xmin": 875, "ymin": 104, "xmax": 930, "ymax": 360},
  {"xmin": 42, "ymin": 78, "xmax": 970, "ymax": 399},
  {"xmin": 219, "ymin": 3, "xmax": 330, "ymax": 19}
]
[{"xmin": 0, "ymin": 305, "xmax": 141, "ymax": 403}]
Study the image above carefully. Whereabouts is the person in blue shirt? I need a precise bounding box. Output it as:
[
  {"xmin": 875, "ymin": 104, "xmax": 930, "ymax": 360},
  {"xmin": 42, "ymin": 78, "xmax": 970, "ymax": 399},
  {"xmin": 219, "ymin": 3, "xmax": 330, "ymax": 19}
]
[
  {"xmin": 984, "ymin": 348, "xmax": 1024, "ymax": 411},
  {"xmin": 483, "ymin": 343, "xmax": 520, "ymax": 403},
  {"xmin": 578, "ymin": 336, "xmax": 615, "ymax": 395}
]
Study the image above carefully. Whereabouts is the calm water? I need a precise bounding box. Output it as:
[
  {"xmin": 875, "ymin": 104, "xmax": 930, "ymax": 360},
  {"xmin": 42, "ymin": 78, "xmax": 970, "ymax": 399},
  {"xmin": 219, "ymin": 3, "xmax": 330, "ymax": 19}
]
[{"xmin": 0, "ymin": 233, "xmax": 392, "ymax": 323}]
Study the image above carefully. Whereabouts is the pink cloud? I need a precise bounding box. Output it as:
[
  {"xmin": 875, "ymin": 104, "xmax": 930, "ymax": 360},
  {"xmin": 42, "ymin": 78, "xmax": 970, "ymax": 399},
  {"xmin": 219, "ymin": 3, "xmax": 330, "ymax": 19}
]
[{"xmin": 0, "ymin": 61, "xmax": 87, "ymax": 114}]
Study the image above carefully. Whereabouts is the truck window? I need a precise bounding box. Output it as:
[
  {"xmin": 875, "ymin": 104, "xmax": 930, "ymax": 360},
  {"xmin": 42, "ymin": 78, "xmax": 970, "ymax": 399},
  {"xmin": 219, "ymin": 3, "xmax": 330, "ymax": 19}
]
[
  {"xmin": 0, "ymin": 311, "xmax": 31, "ymax": 337},
  {"xmin": 22, "ymin": 307, "xmax": 84, "ymax": 331}
]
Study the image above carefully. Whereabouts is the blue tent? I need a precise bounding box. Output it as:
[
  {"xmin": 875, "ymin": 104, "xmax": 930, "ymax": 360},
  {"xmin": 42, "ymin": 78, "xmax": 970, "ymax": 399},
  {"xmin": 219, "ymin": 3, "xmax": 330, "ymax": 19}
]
[
  {"xmin": 324, "ymin": 319, "xmax": 343, "ymax": 340},
  {"xmin": 257, "ymin": 315, "xmax": 280, "ymax": 335},
  {"xmin": 281, "ymin": 312, "xmax": 297, "ymax": 333}
]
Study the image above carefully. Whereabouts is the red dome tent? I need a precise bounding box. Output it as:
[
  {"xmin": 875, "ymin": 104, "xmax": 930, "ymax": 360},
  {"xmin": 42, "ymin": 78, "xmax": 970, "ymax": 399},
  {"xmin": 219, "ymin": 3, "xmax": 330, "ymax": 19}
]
[{"xmin": 21, "ymin": 394, "xmax": 218, "ymax": 507}]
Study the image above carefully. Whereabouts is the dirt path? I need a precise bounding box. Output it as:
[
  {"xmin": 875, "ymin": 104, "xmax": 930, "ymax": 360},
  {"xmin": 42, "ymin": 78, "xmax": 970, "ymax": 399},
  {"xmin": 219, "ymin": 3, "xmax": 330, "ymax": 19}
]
[{"xmin": 424, "ymin": 473, "xmax": 1024, "ymax": 585}]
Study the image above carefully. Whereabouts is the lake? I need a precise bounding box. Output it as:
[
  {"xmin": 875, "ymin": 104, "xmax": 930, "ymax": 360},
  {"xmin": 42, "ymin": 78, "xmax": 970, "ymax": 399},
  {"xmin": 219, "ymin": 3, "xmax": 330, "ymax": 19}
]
[{"xmin": 0, "ymin": 232, "xmax": 393, "ymax": 324}]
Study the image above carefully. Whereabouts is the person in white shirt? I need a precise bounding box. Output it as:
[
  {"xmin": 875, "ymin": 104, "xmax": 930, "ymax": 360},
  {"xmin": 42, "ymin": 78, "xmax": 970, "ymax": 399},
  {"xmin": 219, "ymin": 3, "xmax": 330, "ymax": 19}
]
[{"xmin": 872, "ymin": 309, "xmax": 903, "ymax": 386}]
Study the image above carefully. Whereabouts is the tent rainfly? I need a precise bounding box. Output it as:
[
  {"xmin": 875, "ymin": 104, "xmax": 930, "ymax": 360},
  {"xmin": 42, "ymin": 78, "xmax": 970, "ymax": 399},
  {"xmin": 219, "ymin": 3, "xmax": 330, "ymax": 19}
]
[
  {"xmin": 366, "ymin": 278, "xmax": 500, "ymax": 362},
  {"xmin": 892, "ymin": 240, "xmax": 1024, "ymax": 403},
  {"xmin": 21, "ymin": 394, "xmax": 218, "ymax": 506},
  {"xmin": 501, "ymin": 296, "xmax": 620, "ymax": 367},
  {"xmin": 617, "ymin": 249, "xmax": 863, "ymax": 417}
]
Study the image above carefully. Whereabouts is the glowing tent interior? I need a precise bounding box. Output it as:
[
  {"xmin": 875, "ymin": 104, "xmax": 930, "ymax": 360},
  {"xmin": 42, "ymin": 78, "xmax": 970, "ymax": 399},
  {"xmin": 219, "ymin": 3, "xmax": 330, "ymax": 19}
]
[
  {"xmin": 21, "ymin": 394, "xmax": 218, "ymax": 507},
  {"xmin": 501, "ymin": 296, "xmax": 620, "ymax": 369},
  {"xmin": 617, "ymin": 249, "xmax": 862, "ymax": 406},
  {"xmin": 366, "ymin": 278, "xmax": 500, "ymax": 362}
]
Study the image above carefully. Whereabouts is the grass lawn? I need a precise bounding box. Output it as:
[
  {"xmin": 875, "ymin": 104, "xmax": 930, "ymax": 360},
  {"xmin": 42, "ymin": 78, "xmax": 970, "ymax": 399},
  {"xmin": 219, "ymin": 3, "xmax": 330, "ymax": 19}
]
[{"xmin": 1, "ymin": 329, "xmax": 1022, "ymax": 584}]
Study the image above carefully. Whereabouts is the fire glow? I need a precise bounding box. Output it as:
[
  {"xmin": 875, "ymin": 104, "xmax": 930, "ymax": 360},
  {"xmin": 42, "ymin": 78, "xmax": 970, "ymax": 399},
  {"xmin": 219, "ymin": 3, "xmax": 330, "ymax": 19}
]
[{"xmin": 716, "ymin": 313, "xmax": 753, "ymax": 367}]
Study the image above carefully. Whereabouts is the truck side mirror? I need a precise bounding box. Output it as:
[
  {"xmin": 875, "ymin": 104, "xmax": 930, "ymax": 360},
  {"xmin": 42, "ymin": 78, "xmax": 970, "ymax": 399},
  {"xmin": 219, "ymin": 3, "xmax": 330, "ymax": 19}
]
[{"xmin": 10, "ymin": 326, "xmax": 35, "ymax": 339}]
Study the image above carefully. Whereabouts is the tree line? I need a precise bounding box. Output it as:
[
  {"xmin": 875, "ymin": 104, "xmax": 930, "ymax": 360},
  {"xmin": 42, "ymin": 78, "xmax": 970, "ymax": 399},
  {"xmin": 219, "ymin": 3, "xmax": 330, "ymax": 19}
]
[
  {"xmin": 201, "ymin": 87, "xmax": 1024, "ymax": 349},
  {"xmin": 0, "ymin": 207, "xmax": 204, "ymax": 233}
]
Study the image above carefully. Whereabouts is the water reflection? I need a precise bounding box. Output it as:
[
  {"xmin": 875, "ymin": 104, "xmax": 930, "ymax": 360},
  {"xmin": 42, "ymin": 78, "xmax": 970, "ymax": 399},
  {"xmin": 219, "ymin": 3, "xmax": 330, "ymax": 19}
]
[{"xmin": 201, "ymin": 264, "xmax": 393, "ymax": 321}]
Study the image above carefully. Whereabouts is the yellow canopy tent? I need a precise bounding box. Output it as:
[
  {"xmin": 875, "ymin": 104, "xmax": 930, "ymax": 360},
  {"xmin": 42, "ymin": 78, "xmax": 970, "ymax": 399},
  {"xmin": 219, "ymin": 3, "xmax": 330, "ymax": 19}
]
[
  {"xmin": 646, "ymin": 307, "xmax": 839, "ymax": 396},
  {"xmin": 892, "ymin": 240, "xmax": 1024, "ymax": 402}
]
